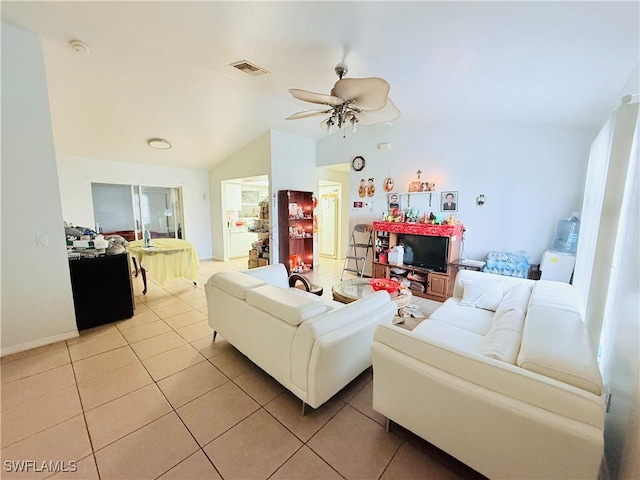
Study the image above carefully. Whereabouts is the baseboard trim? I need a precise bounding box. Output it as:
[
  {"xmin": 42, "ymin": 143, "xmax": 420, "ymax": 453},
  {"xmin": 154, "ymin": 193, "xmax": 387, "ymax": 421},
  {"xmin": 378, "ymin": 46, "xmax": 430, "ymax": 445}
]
[{"xmin": 1, "ymin": 330, "xmax": 78, "ymax": 357}]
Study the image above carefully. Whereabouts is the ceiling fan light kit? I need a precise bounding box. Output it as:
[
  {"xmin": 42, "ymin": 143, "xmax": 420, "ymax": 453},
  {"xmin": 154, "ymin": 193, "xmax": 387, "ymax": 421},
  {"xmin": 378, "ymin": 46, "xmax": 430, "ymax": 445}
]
[{"xmin": 286, "ymin": 63, "xmax": 400, "ymax": 134}]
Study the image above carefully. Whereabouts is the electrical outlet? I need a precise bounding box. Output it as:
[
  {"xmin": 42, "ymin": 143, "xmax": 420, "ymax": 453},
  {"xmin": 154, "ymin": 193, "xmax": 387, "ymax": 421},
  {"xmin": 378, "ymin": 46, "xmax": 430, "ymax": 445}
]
[{"xmin": 36, "ymin": 234, "xmax": 48, "ymax": 247}]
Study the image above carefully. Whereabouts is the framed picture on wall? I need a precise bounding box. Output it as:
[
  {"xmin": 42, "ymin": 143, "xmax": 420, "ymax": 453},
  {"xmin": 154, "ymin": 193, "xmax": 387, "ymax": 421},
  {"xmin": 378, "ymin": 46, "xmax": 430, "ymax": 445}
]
[
  {"xmin": 408, "ymin": 181, "xmax": 421, "ymax": 192},
  {"xmin": 388, "ymin": 193, "xmax": 400, "ymax": 210},
  {"xmin": 441, "ymin": 191, "xmax": 458, "ymax": 212}
]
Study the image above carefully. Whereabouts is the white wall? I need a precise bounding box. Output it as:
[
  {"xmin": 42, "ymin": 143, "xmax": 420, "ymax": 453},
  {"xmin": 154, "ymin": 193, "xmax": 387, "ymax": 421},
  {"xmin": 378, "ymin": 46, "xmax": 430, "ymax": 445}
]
[
  {"xmin": 57, "ymin": 156, "xmax": 212, "ymax": 259},
  {"xmin": 270, "ymin": 130, "xmax": 317, "ymax": 265},
  {"xmin": 1, "ymin": 24, "xmax": 78, "ymax": 354},
  {"xmin": 317, "ymin": 124, "xmax": 595, "ymax": 265},
  {"xmin": 208, "ymin": 132, "xmax": 271, "ymax": 260}
]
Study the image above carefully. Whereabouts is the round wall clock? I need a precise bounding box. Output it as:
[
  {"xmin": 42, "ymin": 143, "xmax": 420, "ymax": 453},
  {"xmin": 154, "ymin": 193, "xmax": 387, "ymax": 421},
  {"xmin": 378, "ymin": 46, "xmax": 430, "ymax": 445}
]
[{"xmin": 352, "ymin": 156, "xmax": 365, "ymax": 172}]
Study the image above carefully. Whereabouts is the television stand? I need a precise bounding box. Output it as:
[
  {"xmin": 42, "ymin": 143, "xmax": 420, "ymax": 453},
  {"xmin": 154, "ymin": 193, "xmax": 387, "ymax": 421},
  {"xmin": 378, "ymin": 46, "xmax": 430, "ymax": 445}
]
[{"xmin": 372, "ymin": 222, "xmax": 463, "ymax": 301}]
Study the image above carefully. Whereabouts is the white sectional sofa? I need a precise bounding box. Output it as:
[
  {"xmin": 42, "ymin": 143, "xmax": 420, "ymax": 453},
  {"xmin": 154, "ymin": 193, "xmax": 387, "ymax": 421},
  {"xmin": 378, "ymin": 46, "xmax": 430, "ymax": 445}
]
[
  {"xmin": 372, "ymin": 269, "xmax": 605, "ymax": 480},
  {"xmin": 205, "ymin": 263, "xmax": 396, "ymax": 410}
]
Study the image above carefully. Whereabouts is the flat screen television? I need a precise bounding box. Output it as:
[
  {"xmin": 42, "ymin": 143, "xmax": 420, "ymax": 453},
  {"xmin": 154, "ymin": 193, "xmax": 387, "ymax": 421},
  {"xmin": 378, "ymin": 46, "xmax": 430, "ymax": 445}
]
[{"xmin": 399, "ymin": 234, "xmax": 449, "ymax": 273}]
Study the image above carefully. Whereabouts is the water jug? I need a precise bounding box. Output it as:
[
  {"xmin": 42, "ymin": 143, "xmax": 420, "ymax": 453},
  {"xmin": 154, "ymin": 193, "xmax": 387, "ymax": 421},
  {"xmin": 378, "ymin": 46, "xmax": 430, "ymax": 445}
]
[{"xmin": 553, "ymin": 214, "xmax": 580, "ymax": 254}]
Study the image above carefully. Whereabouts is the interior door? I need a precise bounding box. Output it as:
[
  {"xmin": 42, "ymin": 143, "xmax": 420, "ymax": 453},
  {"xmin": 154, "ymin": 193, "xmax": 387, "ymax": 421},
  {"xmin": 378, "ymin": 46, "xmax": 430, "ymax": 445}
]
[{"xmin": 320, "ymin": 193, "xmax": 338, "ymax": 257}]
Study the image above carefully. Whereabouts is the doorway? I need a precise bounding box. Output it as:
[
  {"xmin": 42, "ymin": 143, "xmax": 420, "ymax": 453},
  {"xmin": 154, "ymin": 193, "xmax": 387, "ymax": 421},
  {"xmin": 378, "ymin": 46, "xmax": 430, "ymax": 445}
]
[
  {"xmin": 221, "ymin": 175, "xmax": 270, "ymax": 261},
  {"xmin": 319, "ymin": 182, "xmax": 341, "ymax": 258}
]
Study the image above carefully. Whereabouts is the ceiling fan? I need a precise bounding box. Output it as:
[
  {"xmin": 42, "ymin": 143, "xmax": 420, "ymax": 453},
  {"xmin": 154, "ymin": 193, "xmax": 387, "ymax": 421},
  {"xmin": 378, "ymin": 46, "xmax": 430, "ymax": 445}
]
[{"xmin": 286, "ymin": 63, "xmax": 400, "ymax": 134}]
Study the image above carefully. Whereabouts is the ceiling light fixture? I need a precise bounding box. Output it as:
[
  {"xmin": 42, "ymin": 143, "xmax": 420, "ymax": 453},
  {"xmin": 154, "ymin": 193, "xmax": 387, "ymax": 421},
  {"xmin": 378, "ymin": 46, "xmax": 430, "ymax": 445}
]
[
  {"xmin": 147, "ymin": 138, "xmax": 171, "ymax": 150},
  {"xmin": 286, "ymin": 63, "xmax": 400, "ymax": 135},
  {"xmin": 69, "ymin": 39, "xmax": 90, "ymax": 54}
]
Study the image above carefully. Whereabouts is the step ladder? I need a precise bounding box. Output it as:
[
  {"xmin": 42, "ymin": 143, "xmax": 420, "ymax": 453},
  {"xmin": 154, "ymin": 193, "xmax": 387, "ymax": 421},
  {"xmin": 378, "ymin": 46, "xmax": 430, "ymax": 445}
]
[{"xmin": 341, "ymin": 224, "xmax": 374, "ymax": 280}]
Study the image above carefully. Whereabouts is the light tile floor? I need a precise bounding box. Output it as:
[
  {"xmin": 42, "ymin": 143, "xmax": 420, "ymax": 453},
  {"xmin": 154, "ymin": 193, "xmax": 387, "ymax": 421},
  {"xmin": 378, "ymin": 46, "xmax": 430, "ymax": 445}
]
[{"xmin": 0, "ymin": 257, "xmax": 485, "ymax": 480}]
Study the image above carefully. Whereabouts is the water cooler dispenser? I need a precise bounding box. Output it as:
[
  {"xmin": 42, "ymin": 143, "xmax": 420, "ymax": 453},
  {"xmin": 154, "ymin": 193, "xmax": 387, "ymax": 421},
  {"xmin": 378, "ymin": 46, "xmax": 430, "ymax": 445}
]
[{"xmin": 540, "ymin": 214, "xmax": 580, "ymax": 283}]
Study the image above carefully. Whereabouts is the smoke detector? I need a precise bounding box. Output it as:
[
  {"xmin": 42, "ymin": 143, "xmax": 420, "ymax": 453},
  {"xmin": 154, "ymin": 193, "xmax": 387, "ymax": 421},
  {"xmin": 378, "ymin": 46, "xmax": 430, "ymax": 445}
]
[{"xmin": 69, "ymin": 40, "xmax": 90, "ymax": 54}]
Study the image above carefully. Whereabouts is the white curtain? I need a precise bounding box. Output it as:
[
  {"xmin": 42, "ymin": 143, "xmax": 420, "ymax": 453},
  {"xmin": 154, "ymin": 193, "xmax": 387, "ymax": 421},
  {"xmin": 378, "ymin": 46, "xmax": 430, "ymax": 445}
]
[{"xmin": 572, "ymin": 100, "xmax": 639, "ymax": 355}]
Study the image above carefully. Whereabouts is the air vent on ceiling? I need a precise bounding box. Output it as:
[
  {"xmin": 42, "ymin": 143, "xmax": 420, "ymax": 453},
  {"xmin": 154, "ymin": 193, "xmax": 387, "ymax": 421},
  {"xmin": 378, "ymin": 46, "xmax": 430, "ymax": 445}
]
[{"xmin": 230, "ymin": 60, "xmax": 269, "ymax": 76}]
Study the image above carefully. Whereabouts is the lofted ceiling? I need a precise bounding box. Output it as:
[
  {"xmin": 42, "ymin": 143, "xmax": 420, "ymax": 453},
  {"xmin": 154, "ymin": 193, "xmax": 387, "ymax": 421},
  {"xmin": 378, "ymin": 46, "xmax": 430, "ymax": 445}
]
[{"xmin": 2, "ymin": 1, "xmax": 638, "ymax": 170}]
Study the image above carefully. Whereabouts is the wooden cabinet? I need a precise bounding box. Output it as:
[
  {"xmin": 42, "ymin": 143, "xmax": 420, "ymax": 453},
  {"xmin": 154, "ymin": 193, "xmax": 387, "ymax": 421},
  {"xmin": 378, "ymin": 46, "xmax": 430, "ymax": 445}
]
[
  {"xmin": 225, "ymin": 183, "xmax": 242, "ymax": 211},
  {"xmin": 371, "ymin": 222, "xmax": 462, "ymax": 301},
  {"xmin": 372, "ymin": 262, "xmax": 388, "ymax": 279},
  {"xmin": 426, "ymin": 272, "xmax": 452, "ymax": 300},
  {"xmin": 278, "ymin": 190, "xmax": 313, "ymax": 274}
]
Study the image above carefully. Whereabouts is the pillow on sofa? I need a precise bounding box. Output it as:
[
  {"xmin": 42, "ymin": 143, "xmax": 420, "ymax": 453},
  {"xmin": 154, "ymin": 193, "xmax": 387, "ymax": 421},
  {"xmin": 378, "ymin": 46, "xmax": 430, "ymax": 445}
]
[
  {"xmin": 478, "ymin": 309, "xmax": 525, "ymax": 364},
  {"xmin": 459, "ymin": 279, "xmax": 504, "ymax": 312},
  {"xmin": 477, "ymin": 327, "xmax": 522, "ymax": 364},
  {"xmin": 494, "ymin": 283, "xmax": 532, "ymax": 318}
]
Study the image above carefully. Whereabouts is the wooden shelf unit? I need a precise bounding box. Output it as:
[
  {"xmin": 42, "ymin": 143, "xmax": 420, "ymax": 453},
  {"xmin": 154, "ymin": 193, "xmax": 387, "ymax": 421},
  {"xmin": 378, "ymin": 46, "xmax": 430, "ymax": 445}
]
[
  {"xmin": 278, "ymin": 190, "xmax": 314, "ymax": 274},
  {"xmin": 372, "ymin": 221, "xmax": 462, "ymax": 301}
]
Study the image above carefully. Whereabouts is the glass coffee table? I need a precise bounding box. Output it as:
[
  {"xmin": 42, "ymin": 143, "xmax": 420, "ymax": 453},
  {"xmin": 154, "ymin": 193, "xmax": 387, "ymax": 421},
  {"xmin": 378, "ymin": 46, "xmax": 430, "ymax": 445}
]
[{"xmin": 332, "ymin": 278, "xmax": 412, "ymax": 314}]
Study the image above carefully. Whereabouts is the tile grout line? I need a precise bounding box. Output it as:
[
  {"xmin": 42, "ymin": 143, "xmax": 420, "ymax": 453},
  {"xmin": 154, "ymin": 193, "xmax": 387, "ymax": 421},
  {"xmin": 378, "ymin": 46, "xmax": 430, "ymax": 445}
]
[{"xmin": 66, "ymin": 342, "xmax": 103, "ymax": 480}]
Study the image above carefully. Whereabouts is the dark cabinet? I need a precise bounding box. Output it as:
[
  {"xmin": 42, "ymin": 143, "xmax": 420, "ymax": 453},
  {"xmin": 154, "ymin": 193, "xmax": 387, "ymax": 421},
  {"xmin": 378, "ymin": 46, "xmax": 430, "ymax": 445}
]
[
  {"xmin": 68, "ymin": 254, "xmax": 134, "ymax": 330},
  {"xmin": 278, "ymin": 190, "xmax": 314, "ymax": 274}
]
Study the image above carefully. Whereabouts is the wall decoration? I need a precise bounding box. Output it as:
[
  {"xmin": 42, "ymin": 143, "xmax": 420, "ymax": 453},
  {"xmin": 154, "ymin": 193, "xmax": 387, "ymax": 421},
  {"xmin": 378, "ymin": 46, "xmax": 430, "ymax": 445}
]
[
  {"xmin": 383, "ymin": 177, "xmax": 394, "ymax": 192},
  {"xmin": 367, "ymin": 178, "xmax": 375, "ymax": 197},
  {"xmin": 420, "ymin": 181, "xmax": 436, "ymax": 192},
  {"xmin": 408, "ymin": 181, "xmax": 421, "ymax": 192},
  {"xmin": 476, "ymin": 194, "xmax": 486, "ymax": 207},
  {"xmin": 353, "ymin": 201, "xmax": 363, "ymax": 208},
  {"xmin": 441, "ymin": 191, "xmax": 459, "ymax": 212},
  {"xmin": 358, "ymin": 178, "xmax": 366, "ymax": 198},
  {"xmin": 388, "ymin": 193, "xmax": 400, "ymax": 210}
]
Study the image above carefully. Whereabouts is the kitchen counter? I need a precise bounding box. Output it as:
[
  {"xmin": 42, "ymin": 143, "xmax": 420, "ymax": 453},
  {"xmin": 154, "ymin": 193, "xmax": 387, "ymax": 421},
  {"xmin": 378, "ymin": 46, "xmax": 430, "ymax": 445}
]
[{"xmin": 229, "ymin": 229, "xmax": 258, "ymax": 258}]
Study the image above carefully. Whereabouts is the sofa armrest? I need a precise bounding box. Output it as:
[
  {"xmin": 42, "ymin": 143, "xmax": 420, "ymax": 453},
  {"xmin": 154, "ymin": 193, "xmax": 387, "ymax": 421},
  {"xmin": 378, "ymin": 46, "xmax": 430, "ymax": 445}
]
[
  {"xmin": 291, "ymin": 291, "xmax": 395, "ymax": 407},
  {"xmin": 243, "ymin": 263, "xmax": 289, "ymax": 289},
  {"xmin": 373, "ymin": 324, "xmax": 604, "ymax": 429}
]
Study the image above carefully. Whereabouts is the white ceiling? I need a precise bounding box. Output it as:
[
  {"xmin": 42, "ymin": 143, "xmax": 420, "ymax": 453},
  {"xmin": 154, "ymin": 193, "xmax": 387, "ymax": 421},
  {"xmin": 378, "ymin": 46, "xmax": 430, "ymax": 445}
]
[{"xmin": 2, "ymin": 1, "xmax": 638, "ymax": 170}]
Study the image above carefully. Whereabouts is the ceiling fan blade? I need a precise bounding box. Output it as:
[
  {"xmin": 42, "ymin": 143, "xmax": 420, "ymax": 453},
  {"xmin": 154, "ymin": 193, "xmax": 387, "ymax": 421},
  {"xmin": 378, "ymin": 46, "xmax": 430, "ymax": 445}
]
[
  {"xmin": 286, "ymin": 110, "xmax": 332, "ymax": 120},
  {"xmin": 331, "ymin": 78, "xmax": 390, "ymax": 111},
  {"xmin": 289, "ymin": 89, "xmax": 344, "ymax": 106},
  {"xmin": 355, "ymin": 98, "xmax": 401, "ymax": 126}
]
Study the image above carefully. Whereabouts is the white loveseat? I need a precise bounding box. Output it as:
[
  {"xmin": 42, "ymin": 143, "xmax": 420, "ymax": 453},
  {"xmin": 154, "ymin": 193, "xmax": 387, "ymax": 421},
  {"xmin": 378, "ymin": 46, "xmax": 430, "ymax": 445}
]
[
  {"xmin": 372, "ymin": 269, "xmax": 605, "ymax": 479},
  {"xmin": 205, "ymin": 263, "xmax": 396, "ymax": 410}
]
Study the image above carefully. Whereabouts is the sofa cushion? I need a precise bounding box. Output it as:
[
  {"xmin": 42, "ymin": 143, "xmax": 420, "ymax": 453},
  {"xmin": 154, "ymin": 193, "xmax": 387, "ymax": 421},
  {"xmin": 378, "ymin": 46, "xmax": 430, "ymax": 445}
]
[
  {"xmin": 518, "ymin": 306, "xmax": 603, "ymax": 395},
  {"xmin": 413, "ymin": 319, "xmax": 484, "ymax": 352},
  {"xmin": 528, "ymin": 280, "xmax": 583, "ymax": 314},
  {"xmin": 430, "ymin": 298, "xmax": 494, "ymax": 335},
  {"xmin": 477, "ymin": 309, "xmax": 525, "ymax": 364},
  {"xmin": 210, "ymin": 271, "xmax": 266, "ymax": 299},
  {"xmin": 459, "ymin": 278, "xmax": 504, "ymax": 312},
  {"xmin": 494, "ymin": 283, "xmax": 532, "ymax": 318},
  {"xmin": 246, "ymin": 284, "xmax": 326, "ymax": 326}
]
